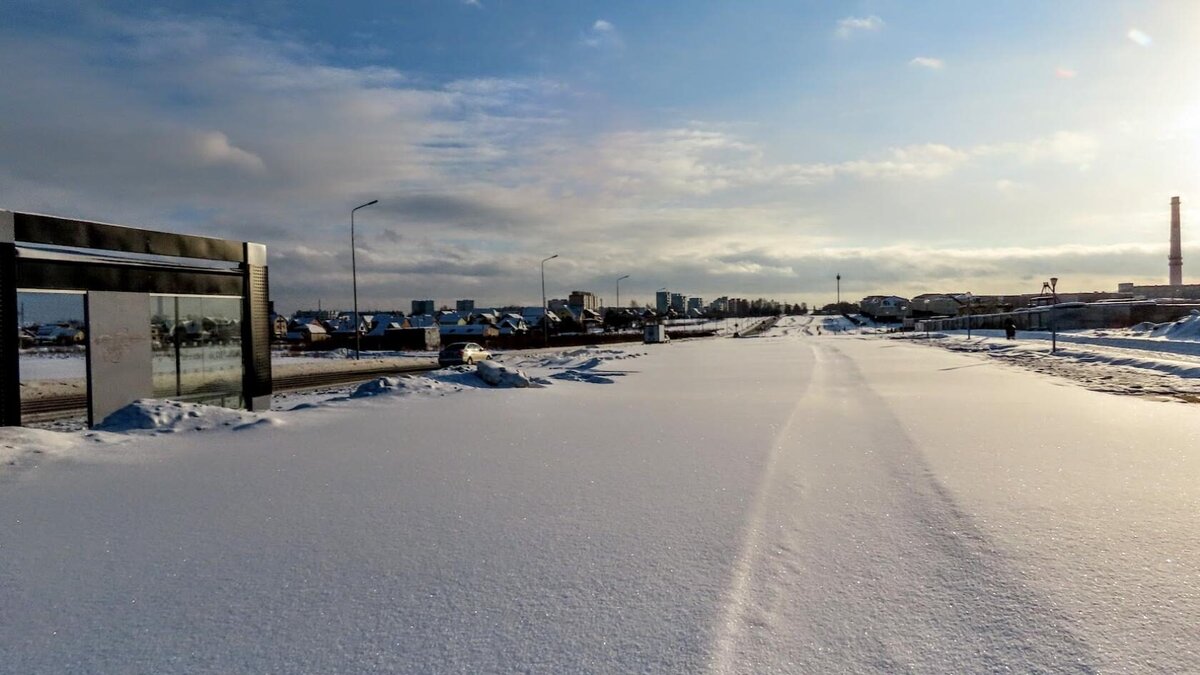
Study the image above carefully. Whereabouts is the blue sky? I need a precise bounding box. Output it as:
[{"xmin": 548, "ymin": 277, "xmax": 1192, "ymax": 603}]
[{"xmin": 2, "ymin": 1, "xmax": 1198, "ymax": 311}]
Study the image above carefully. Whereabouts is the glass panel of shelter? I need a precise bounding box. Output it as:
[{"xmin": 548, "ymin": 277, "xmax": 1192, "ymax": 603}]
[
  {"xmin": 16, "ymin": 290, "xmax": 87, "ymax": 422},
  {"xmin": 151, "ymin": 294, "xmax": 243, "ymax": 408}
]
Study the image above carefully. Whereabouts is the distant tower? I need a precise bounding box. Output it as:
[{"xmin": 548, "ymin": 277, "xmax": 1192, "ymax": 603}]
[{"xmin": 1170, "ymin": 196, "xmax": 1183, "ymax": 286}]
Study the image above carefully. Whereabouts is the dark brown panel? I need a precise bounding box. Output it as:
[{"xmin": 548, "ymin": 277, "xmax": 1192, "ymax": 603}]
[
  {"xmin": 242, "ymin": 263, "xmax": 272, "ymax": 399},
  {"xmin": 16, "ymin": 258, "xmax": 243, "ymax": 296},
  {"xmin": 14, "ymin": 212, "xmax": 245, "ymax": 263}
]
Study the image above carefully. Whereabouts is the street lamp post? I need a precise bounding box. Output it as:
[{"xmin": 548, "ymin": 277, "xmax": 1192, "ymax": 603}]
[
  {"xmin": 541, "ymin": 254, "xmax": 558, "ymax": 346},
  {"xmin": 615, "ymin": 274, "xmax": 629, "ymax": 312},
  {"xmin": 350, "ymin": 199, "xmax": 378, "ymax": 360},
  {"xmin": 1047, "ymin": 277, "xmax": 1059, "ymax": 353},
  {"xmin": 836, "ymin": 273, "xmax": 841, "ymax": 309}
]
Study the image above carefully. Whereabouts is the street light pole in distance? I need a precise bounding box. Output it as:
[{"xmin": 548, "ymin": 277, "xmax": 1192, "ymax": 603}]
[
  {"xmin": 1047, "ymin": 277, "xmax": 1059, "ymax": 353},
  {"xmin": 615, "ymin": 275, "xmax": 629, "ymax": 312},
  {"xmin": 541, "ymin": 254, "xmax": 558, "ymax": 346},
  {"xmin": 350, "ymin": 199, "xmax": 378, "ymax": 360}
]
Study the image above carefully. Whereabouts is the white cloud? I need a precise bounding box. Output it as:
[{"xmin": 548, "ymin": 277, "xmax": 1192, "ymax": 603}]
[
  {"xmin": 463, "ymin": 0, "xmax": 484, "ymax": 7},
  {"xmin": 582, "ymin": 19, "xmax": 622, "ymax": 49},
  {"xmin": 974, "ymin": 131, "xmax": 1099, "ymax": 169},
  {"xmin": 835, "ymin": 15, "xmax": 884, "ymax": 38},
  {"xmin": 1055, "ymin": 66, "xmax": 1077, "ymax": 79},
  {"xmin": 1128, "ymin": 29, "xmax": 1152, "ymax": 47},
  {"xmin": 192, "ymin": 131, "xmax": 265, "ymax": 173},
  {"xmin": 909, "ymin": 56, "xmax": 945, "ymax": 70}
]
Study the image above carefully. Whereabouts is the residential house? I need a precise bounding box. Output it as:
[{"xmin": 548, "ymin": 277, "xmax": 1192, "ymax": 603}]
[
  {"xmin": 521, "ymin": 306, "xmax": 561, "ymax": 329},
  {"xmin": 285, "ymin": 321, "xmax": 329, "ymax": 345},
  {"xmin": 910, "ymin": 293, "xmax": 964, "ymax": 318},
  {"xmin": 437, "ymin": 310, "xmax": 466, "ymax": 326},
  {"xmin": 859, "ymin": 295, "xmax": 911, "ymax": 322},
  {"xmin": 497, "ymin": 314, "xmax": 528, "ymax": 334}
]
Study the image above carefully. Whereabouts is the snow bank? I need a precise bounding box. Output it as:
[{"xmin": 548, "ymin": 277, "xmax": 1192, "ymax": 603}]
[
  {"xmin": 350, "ymin": 375, "xmax": 467, "ymax": 398},
  {"xmin": 1129, "ymin": 309, "xmax": 1200, "ymax": 340},
  {"xmin": 475, "ymin": 360, "xmax": 533, "ymax": 387},
  {"xmin": 0, "ymin": 426, "xmax": 81, "ymax": 467},
  {"xmin": 96, "ymin": 399, "xmax": 278, "ymax": 433}
]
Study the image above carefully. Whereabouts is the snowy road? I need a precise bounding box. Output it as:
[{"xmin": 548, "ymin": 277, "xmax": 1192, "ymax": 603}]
[{"xmin": 3, "ymin": 326, "xmax": 1199, "ymax": 672}]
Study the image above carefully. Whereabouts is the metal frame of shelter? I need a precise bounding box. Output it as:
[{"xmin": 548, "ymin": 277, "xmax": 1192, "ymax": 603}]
[{"xmin": 0, "ymin": 209, "xmax": 272, "ymax": 426}]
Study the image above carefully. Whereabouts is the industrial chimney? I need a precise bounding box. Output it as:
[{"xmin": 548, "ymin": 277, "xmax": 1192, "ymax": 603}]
[{"xmin": 1170, "ymin": 196, "xmax": 1183, "ymax": 286}]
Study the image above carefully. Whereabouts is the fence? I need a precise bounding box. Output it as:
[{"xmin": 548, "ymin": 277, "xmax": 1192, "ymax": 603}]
[{"xmin": 916, "ymin": 302, "xmax": 1200, "ymax": 333}]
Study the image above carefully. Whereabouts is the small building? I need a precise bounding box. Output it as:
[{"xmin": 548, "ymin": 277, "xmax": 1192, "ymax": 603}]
[
  {"xmin": 910, "ymin": 293, "xmax": 964, "ymax": 318},
  {"xmin": 860, "ymin": 295, "xmax": 911, "ymax": 322},
  {"xmin": 521, "ymin": 307, "xmax": 561, "ymax": 329},
  {"xmin": 285, "ymin": 321, "xmax": 329, "ymax": 345},
  {"xmin": 270, "ymin": 313, "xmax": 289, "ymax": 340},
  {"xmin": 470, "ymin": 309, "xmax": 500, "ymax": 325},
  {"xmin": 365, "ymin": 313, "xmax": 407, "ymax": 336},
  {"xmin": 437, "ymin": 310, "xmax": 466, "ymax": 326},
  {"xmin": 381, "ymin": 326, "xmax": 439, "ymax": 351},
  {"xmin": 644, "ymin": 323, "xmax": 670, "ymax": 343}
]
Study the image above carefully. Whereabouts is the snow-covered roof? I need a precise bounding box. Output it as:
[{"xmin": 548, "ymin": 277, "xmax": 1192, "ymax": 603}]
[{"xmin": 521, "ymin": 307, "xmax": 561, "ymax": 323}]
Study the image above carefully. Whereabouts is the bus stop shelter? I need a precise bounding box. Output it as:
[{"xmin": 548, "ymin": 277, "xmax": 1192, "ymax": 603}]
[{"xmin": 1, "ymin": 210, "xmax": 271, "ymax": 427}]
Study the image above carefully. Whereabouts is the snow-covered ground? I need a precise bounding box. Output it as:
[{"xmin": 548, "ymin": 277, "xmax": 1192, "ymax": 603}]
[
  {"xmin": 3, "ymin": 330, "xmax": 1200, "ymax": 672},
  {"xmin": 899, "ymin": 312, "xmax": 1200, "ymax": 402}
]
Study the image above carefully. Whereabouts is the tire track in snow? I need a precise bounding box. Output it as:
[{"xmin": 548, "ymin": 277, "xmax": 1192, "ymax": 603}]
[
  {"xmin": 709, "ymin": 341, "xmax": 818, "ymax": 673},
  {"xmin": 708, "ymin": 341, "xmax": 1097, "ymax": 673}
]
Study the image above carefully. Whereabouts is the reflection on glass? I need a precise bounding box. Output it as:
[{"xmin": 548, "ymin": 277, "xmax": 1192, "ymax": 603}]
[
  {"xmin": 17, "ymin": 291, "xmax": 88, "ymax": 417},
  {"xmin": 151, "ymin": 295, "xmax": 244, "ymax": 408}
]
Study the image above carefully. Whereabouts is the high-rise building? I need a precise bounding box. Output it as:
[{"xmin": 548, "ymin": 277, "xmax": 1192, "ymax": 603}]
[
  {"xmin": 670, "ymin": 293, "xmax": 687, "ymax": 313},
  {"xmin": 687, "ymin": 297, "xmax": 704, "ymax": 313},
  {"xmin": 568, "ymin": 291, "xmax": 598, "ymax": 312},
  {"xmin": 411, "ymin": 299, "xmax": 436, "ymax": 316},
  {"xmin": 655, "ymin": 290, "xmax": 670, "ymax": 314},
  {"xmin": 456, "ymin": 299, "xmax": 475, "ymax": 312}
]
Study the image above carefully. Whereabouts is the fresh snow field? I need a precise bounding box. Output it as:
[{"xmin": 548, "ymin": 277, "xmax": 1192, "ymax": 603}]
[{"xmin": 3, "ymin": 318, "xmax": 1200, "ymax": 672}]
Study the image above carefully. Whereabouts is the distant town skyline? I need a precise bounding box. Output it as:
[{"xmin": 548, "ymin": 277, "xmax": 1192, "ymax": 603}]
[{"xmin": 2, "ymin": 1, "xmax": 1198, "ymax": 309}]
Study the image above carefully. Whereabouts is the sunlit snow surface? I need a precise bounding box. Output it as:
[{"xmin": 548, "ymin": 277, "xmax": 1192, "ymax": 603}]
[{"xmin": 3, "ymin": 325, "xmax": 1200, "ymax": 672}]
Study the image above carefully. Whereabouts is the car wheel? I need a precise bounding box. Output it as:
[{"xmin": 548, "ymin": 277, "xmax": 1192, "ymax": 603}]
[{"xmin": 466, "ymin": 357, "xmax": 474, "ymax": 365}]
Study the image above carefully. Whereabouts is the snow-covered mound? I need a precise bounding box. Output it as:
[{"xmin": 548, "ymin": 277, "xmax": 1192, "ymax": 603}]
[
  {"xmin": 96, "ymin": 399, "xmax": 277, "ymax": 433},
  {"xmin": 475, "ymin": 361, "xmax": 533, "ymax": 388},
  {"xmin": 351, "ymin": 375, "xmax": 467, "ymax": 398},
  {"xmin": 1129, "ymin": 309, "xmax": 1200, "ymax": 340},
  {"xmin": 507, "ymin": 346, "xmax": 642, "ymax": 370},
  {"xmin": 0, "ymin": 426, "xmax": 81, "ymax": 468}
]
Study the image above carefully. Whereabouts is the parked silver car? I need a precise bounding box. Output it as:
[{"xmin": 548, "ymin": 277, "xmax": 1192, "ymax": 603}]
[{"xmin": 438, "ymin": 342, "xmax": 492, "ymax": 366}]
